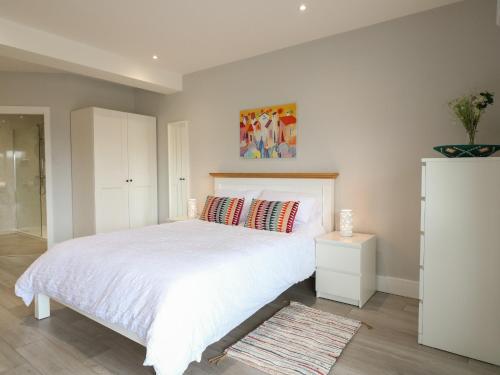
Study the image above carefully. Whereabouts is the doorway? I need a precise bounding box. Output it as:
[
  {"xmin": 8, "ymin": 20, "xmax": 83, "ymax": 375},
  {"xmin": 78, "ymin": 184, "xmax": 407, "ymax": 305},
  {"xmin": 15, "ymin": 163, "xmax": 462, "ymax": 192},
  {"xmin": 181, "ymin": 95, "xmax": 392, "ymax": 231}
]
[
  {"xmin": 167, "ymin": 121, "xmax": 190, "ymax": 219},
  {"xmin": 0, "ymin": 113, "xmax": 47, "ymax": 263},
  {"xmin": 0, "ymin": 115, "xmax": 46, "ymax": 238},
  {"xmin": 0, "ymin": 106, "xmax": 52, "ymax": 249}
]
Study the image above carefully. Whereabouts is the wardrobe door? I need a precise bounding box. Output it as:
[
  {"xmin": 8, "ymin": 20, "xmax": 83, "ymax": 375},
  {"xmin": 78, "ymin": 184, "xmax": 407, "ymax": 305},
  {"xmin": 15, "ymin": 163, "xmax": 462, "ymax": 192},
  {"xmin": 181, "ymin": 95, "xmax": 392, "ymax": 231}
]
[
  {"xmin": 127, "ymin": 113, "xmax": 158, "ymax": 228},
  {"xmin": 167, "ymin": 121, "xmax": 190, "ymax": 219},
  {"xmin": 93, "ymin": 109, "xmax": 130, "ymax": 233}
]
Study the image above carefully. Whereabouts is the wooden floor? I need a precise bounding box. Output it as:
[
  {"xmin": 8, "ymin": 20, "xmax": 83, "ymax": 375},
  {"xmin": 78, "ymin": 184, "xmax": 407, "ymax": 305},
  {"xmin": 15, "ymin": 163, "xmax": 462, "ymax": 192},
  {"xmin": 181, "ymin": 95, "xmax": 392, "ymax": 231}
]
[{"xmin": 0, "ymin": 233, "xmax": 498, "ymax": 375}]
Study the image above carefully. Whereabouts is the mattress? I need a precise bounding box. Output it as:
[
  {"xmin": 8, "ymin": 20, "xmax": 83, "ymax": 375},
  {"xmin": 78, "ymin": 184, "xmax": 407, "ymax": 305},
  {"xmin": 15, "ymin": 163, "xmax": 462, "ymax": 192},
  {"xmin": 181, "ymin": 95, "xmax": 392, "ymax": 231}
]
[{"xmin": 15, "ymin": 219, "xmax": 316, "ymax": 375}]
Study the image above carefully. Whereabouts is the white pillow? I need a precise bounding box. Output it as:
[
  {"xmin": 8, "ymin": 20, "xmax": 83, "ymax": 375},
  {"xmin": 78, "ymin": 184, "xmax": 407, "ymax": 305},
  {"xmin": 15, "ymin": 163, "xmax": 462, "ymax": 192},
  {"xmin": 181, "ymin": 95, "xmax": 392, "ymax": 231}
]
[
  {"xmin": 258, "ymin": 190, "xmax": 319, "ymax": 224},
  {"xmin": 214, "ymin": 189, "xmax": 262, "ymax": 223},
  {"xmin": 293, "ymin": 218, "xmax": 326, "ymax": 238}
]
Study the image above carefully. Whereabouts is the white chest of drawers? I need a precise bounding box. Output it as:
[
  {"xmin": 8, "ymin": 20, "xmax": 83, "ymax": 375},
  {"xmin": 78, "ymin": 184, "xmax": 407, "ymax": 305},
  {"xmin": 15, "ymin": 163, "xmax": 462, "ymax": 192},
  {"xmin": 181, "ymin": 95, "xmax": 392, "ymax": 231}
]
[
  {"xmin": 315, "ymin": 232, "xmax": 376, "ymax": 308},
  {"xmin": 419, "ymin": 158, "xmax": 500, "ymax": 366}
]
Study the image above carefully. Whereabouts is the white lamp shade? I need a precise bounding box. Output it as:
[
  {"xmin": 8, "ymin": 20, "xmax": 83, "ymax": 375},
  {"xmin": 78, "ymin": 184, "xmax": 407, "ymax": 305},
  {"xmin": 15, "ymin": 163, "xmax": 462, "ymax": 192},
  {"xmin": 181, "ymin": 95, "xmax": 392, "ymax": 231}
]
[
  {"xmin": 187, "ymin": 198, "xmax": 198, "ymax": 219},
  {"xmin": 340, "ymin": 209, "xmax": 353, "ymax": 237}
]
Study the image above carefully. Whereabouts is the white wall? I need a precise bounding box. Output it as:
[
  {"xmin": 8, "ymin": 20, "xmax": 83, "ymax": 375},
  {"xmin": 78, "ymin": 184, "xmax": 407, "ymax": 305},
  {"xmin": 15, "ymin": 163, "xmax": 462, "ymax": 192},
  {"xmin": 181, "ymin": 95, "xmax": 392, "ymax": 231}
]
[
  {"xmin": 135, "ymin": 0, "xmax": 500, "ymax": 282},
  {"xmin": 0, "ymin": 73, "xmax": 136, "ymax": 243}
]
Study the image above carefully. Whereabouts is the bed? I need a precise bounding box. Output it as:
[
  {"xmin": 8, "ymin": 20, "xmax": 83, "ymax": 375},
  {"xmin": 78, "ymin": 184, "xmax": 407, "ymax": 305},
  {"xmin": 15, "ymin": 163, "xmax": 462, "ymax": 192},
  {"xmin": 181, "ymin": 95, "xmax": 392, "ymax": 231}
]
[{"xmin": 15, "ymin": 173, "xmax": 337, "ymax": 375}]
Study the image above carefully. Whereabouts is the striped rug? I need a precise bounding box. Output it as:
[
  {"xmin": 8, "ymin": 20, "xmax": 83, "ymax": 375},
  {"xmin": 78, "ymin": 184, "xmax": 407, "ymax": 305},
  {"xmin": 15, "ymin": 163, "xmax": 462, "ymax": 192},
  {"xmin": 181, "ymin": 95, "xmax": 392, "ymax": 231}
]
[{"xmin": 225, "ymin": 302, "xmax": 361, "ymax": 375}]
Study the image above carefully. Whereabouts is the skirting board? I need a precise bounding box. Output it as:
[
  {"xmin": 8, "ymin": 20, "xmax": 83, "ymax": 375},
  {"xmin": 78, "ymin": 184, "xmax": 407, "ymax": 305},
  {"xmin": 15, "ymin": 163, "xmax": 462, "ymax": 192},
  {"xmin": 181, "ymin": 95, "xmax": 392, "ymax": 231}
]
[
  {"xmin": 0, "ymin": 229, "xmax": 46, "ymax": 240},
  {"xmin": 376, "ymin": 275, "xmax": 419, "ymax": 299},
  {"xmin": 0, "ymin": 229, "xmax": 16, "ymax": 235}
]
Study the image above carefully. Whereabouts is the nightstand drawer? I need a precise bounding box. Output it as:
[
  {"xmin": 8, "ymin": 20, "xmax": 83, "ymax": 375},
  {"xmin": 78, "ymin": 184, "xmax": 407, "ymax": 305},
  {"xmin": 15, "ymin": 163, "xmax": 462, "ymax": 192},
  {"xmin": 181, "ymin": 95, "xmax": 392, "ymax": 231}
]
[
  {"xmin": 316, "ymin": 268, "xmax": 360, "ymax": 301},
  {"xmin": 316, "ymin": 243, "xmax": 360, "ymax": 274}
]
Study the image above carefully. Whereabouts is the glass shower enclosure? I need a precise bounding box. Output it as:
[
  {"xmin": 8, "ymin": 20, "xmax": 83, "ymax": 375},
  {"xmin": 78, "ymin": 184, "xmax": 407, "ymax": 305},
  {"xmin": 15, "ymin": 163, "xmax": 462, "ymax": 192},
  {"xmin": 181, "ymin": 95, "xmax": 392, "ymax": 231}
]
[{"xmin": 0, "ymin": 115, "xmax": 46, "ymax": 238}]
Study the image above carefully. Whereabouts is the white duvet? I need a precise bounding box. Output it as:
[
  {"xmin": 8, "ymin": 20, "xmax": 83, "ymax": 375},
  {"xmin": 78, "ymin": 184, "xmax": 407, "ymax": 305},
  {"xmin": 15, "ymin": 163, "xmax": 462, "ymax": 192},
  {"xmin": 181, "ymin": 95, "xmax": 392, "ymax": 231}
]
[{"xmin": 15, "ymin": 220, "xmax": 316, "ymax": 375}]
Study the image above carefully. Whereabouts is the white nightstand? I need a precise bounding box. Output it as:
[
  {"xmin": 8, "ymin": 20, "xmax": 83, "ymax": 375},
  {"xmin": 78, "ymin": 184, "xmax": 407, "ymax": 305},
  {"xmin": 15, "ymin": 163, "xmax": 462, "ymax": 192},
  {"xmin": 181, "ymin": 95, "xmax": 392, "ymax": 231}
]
[{"xmin": 315, "ymin": 232, "xmax": 376, "ymax": 308}]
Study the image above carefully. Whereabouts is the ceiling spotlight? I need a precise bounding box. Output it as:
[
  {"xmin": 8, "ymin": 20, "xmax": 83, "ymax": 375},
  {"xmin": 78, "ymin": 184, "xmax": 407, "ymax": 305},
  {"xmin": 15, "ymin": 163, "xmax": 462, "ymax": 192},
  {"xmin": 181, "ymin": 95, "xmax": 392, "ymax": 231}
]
[
  {"xmin": 299, "ymin": 4, "xmax": 307, "ymax": 11},
  {"xmin": 152, "ymin": 55, "xmax": 159, "ymax": 60}
]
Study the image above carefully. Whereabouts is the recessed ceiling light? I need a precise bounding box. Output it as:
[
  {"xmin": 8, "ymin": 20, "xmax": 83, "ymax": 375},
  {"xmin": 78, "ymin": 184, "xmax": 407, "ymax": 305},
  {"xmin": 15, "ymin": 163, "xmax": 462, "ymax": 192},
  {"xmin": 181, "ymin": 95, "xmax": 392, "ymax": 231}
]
[
  {"xmin": 299, "ymin": 4, "xmax": 307, "ymax": 12},
  {"xmin": 152, "ymin": 55, "xmax": 159, "ymax": 60}
]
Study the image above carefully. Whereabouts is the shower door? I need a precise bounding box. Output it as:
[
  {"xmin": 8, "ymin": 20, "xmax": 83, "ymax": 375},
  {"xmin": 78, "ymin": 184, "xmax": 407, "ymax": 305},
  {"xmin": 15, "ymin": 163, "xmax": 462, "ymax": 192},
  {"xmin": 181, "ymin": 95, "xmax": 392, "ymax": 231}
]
[{"xmin": 14, "ymin": 124, "xmax": 45, "ymax": 238}]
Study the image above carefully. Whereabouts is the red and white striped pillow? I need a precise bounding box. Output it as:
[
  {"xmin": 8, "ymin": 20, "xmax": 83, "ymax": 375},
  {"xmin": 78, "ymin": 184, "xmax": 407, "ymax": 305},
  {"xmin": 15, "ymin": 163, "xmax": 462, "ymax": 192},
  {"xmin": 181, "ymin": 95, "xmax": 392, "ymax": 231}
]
[
  {"xmin": 200, "ymin": 196, "xmax": 244, "ymax": 225},
  {"xmin": 244, "ymin": 199, "xmax": 299, "ymax": 233}
]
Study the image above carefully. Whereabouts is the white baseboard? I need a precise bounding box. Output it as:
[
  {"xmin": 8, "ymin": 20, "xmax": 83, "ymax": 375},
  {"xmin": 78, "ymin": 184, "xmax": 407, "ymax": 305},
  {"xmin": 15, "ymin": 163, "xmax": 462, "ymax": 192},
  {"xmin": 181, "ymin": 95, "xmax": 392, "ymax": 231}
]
[
  {"xmin": 0, "ymin": 229, "xmax": 46, "ymax": 240},
  {"xmin": 376, "ymin": 275, "xmax": 419, "ymax": 299},
  {"xmin": 0, "ymin": 229, "xmax": 16, "ymax": 236}
]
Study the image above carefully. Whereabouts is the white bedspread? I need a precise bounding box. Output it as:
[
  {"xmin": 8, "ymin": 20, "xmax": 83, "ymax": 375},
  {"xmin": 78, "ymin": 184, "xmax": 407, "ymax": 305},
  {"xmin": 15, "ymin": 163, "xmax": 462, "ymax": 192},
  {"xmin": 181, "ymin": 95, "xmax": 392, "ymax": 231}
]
[{"xmin": 15, "ymin": 220, "xmax": 316, "ymax": 375}]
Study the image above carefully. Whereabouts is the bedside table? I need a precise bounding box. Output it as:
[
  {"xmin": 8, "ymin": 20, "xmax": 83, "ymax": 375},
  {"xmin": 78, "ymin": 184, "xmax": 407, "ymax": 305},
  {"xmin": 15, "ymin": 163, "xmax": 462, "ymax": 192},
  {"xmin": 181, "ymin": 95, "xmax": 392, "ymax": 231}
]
[{"xmin": 315, "ymin": 232, "xmax": 376, "ymax": 308}]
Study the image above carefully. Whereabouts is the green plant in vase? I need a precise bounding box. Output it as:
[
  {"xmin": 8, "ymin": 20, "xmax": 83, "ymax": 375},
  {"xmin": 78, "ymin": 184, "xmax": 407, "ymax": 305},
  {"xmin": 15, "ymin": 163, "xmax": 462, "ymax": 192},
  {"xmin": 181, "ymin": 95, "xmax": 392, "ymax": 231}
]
[
  {"xmin": 449, "ymin": 91, "xmax": 494, "ymax": 145},
  {"xmin": 434, "ymin": 91, "xmax": 499, "ymax": 157}
]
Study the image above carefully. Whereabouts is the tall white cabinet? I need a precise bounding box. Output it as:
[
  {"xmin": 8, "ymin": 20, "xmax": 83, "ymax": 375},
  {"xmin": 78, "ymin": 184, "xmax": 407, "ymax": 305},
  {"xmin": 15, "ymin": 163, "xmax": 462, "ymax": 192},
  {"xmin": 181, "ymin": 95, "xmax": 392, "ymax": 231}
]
[
  {"xmin": 71, "ymin": 107, "xmax": 158, "ymax": 237},
  {"xmin": 419, "ymin": 158, "xmax": 500, "ymax": 366}
]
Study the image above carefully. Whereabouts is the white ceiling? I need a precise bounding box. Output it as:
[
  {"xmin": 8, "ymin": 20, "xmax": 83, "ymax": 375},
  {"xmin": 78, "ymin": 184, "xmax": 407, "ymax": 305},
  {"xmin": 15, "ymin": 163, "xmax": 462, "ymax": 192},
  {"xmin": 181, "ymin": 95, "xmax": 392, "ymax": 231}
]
[
  {"xmin": 0, "ymin": 0, "xmax": 462, "ymax": 92},
  {"xmin": 0, "ymin": 55, "xmax": 60, "ymax": 73}
]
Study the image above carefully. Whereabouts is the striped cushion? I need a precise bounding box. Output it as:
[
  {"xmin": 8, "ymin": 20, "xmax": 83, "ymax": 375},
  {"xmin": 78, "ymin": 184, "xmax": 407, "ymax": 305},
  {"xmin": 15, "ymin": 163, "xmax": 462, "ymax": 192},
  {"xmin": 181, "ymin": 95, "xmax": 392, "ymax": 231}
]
[
  {"xmin": 245, "ymin": 199, "xmax": 299, "ymax": 233},
  {"xmin": 200, "ymin": 196, "xmax": 244, "ymax": 225}
]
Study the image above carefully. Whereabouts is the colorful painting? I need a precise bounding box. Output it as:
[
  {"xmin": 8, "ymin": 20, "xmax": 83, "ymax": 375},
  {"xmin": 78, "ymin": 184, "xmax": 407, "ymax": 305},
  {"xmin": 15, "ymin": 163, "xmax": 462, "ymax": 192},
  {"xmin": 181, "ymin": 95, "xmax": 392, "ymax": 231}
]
[{"xmin": 240, "ymin": 103, "xmax": 296, "ymax": 159}]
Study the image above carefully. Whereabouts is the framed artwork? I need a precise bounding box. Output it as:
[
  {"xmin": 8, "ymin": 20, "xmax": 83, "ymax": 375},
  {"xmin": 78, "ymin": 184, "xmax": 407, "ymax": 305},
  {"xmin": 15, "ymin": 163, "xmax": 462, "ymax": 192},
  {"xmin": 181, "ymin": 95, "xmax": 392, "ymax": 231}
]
[{"xmin": 240, "ymin": 103, "xmax": 296, "ymax": 159}]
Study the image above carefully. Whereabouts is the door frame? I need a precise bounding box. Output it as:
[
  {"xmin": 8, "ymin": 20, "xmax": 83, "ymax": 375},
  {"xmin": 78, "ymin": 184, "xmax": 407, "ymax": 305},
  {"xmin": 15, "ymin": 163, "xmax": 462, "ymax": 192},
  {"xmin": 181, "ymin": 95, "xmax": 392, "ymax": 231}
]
[
  {"xmin": 167, "ymin": 121, "xmax": 190, "ymax": 219},
  {"xmin": 0, "ymin": 106, "xmax": 54, "ymax": 248}
]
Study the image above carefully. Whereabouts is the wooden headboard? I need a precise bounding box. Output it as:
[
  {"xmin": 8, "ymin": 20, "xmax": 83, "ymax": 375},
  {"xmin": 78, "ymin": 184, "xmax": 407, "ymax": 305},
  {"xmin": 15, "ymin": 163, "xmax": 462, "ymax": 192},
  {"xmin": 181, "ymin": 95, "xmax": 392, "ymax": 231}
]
[{"xmin": 210, "ymin": 172, "xmax": 338, "ymax": 232}]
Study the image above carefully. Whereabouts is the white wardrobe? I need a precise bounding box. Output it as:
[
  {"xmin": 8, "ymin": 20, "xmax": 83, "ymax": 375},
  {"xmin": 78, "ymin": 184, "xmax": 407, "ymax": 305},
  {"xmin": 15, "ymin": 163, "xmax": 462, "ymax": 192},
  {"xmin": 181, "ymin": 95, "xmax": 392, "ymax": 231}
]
[
  {"xmin": 419, "ymin": 158, "xmax": 500, "ymax": 366},
  {"xmin": 71, "ymin": 107, "xmax": 158, "ymax": 237}
]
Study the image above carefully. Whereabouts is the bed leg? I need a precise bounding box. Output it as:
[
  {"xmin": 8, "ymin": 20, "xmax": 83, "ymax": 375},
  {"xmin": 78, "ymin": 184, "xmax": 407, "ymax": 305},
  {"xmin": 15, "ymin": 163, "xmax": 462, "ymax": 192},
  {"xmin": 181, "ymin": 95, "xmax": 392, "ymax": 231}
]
[{"xmin": 34, "ymin": 294, "xmax": 50, "ymax": 320}]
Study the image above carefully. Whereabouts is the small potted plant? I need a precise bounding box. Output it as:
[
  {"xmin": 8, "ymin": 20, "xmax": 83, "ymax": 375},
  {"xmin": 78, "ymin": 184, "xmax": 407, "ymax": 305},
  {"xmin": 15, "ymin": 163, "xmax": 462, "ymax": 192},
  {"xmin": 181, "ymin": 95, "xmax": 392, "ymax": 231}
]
[{"xmin": 434, "ymin": 91, "xmax": 499, "ymax": 157}]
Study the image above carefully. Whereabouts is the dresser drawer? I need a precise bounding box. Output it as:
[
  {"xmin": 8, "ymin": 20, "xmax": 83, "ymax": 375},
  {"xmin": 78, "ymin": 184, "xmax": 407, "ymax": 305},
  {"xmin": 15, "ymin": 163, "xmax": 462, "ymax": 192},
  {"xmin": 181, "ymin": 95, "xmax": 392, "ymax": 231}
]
[
  {"xmin": 316, "ymin": 268, "xmax": 360, "ymax": 301},
  {"xmin": 316, "ymin": 243, "xmax": 360, "ymax": 274}
]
